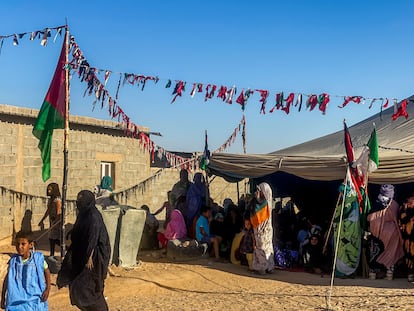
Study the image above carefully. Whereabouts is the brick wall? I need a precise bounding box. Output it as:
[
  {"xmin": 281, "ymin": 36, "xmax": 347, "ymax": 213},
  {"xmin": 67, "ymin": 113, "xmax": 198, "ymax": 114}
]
[{"xmin": 0, "ymin": 104, "xmax": 245, "ymax": 243}]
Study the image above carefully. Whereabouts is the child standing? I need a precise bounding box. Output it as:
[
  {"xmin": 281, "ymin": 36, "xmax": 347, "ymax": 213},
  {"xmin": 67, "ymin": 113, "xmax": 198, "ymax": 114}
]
[
  {"xmin": 38, "ymin": 183, "xmax": 62, "ymax": 257},
  {"xmin": 1, "ymin": 231, "xmax": 51, "ymax": 310},
  {"xmin": 239, "ymin": 217, "xmax": 255, "ymax": 269}
]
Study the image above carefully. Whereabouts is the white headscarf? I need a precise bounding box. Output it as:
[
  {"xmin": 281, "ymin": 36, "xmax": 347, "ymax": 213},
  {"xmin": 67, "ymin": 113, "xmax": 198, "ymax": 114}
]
[{"xmin": 257, "ymin": 182, "xmax": 273, "ymax": 208}]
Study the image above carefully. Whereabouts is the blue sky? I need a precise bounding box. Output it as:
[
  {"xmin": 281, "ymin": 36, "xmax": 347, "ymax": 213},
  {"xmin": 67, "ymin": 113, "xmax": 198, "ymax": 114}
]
[{"xmin": 0, "ymin": 1, "xmax": 413, "ymax": 154}]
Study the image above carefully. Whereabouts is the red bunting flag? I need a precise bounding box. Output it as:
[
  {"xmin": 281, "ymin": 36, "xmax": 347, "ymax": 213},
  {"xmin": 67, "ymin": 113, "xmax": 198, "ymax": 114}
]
[{"xmin": 392, "ymin": 99, "xmax": 409, "ymax": 120}]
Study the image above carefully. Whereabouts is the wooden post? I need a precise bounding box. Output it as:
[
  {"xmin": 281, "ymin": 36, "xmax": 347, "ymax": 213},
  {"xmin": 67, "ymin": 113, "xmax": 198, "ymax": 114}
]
[{"xmin": 60, "ymin": 25, "xmax": 70, "ymax": 258}]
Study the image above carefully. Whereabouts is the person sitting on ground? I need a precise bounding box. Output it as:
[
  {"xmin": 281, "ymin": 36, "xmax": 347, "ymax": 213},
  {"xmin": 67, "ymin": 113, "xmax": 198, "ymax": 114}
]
[
  {"xmin": 1, "ymin": 231, "xmax": 51, "ymax": 310},
  {"xmin": 210, "ymin": 212, "xmax": 228, "ymax": 257},
  {"xmin": 238, "ymin": 217, "xmax": 255, "ymax": 269},
  {"xmin": 141, "ymin": 205, "xmax": 160, "ymax": 250},
  {"xmin": 222, "ymin": 198, "xmax": 234, "ymax": 216},
  {"xmin": 196, "ymin": 205, "xmax": 222, "ymax": 261},
  {"xmin": 399, "ymin": 193, "xmax": 414, "ymax": 282},
  {"xmin": 94, "ymin": 176, "xmax": 118, "ymax": 209},
  {"xmin": 157, "ymin": 209, "xmax": 187, "ymax": 248},
  {"xmin": 302, "ymin": 234, "xmax": 325, "ymax": 274},
  {"xmin": 210, "ymin": 213, "xmax": 226, "ymax": 239},
  {"xmin": 224, "ymin": 204, "xmax": 243, "ymax": 244}
]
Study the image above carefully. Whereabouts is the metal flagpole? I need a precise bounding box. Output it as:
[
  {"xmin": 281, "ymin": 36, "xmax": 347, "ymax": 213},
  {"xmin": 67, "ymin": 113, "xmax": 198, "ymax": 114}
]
[{"xmin": 60, "ymin": 24, "xmax": 70, "ymax": 258}]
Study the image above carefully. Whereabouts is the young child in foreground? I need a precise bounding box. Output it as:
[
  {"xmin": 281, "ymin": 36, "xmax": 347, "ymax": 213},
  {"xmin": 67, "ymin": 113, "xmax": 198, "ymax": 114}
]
[{"xmin": 1, "ymin": 231, "xmax": 51, "ymax": 310}]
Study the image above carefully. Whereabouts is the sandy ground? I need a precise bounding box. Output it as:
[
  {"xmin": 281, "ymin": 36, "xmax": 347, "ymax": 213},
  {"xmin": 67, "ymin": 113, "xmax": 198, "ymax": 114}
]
[{"xmin": 1, "ymin": 241, "xmax": 414, "ymax": 311}]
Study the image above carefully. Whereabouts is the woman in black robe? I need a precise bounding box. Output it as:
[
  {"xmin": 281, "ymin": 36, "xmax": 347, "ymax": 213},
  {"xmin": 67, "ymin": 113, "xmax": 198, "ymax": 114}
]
[{"xmin": 57, "ymin": 190, "xmax": 111, "ymax": 311}]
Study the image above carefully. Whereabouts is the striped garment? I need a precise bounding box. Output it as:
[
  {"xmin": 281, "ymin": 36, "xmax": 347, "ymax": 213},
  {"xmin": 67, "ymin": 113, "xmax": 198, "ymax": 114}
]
[{"xmin": 250, "ymin": 200, "xmax": 270, "ymax": 229}]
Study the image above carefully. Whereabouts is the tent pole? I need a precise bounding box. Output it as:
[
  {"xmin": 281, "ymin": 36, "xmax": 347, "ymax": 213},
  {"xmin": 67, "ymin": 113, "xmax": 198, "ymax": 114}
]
[
  {"xmin": 236, "ymin": 182, "xmax": 240, "ymax": 205},
  {"xmin": 205, "ymin": 171, "xmax": 210, "ymax": 206},
  {"xmin": 326, "ymin": 168, "xmax": 349, "ymax": 309},
  {"xmin": 323, "ymin": 191, "xmax": 343, "ymax": 254},
  {"xmin": 60, "ymin": 24, "xmax": 70, "ymax": 258}
]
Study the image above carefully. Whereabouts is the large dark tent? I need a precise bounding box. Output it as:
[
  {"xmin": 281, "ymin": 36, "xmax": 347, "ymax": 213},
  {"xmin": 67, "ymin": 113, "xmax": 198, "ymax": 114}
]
[{"xmin": 208, "ymin": 96, "xmax": 414, "ymax": 224}]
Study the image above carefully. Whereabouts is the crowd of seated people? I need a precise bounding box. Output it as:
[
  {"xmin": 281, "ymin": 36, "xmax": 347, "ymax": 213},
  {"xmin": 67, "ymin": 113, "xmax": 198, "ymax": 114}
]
[{"xmin": 145, "ymin": 175, "xmax": 414, "ymax": 283}]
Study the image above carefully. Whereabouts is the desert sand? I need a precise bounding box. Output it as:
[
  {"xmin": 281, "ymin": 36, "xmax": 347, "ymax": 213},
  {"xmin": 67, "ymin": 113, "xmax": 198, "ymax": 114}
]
[{"xmin": 1, "ymin": 244, "xmax": 414, "ymax": 311}]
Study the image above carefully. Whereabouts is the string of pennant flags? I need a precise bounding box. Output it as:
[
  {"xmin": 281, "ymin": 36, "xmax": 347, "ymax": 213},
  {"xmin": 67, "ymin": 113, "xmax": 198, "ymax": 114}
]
[
  {"xmin": 69, "ymin": 61, "xmax": 412, "ymax": 120},
  {"xmin": 68, "ymin": 35, "xmax": 203, "ymax": 170},
  {"xmin": 213, "ymin": 115, "xmax": 246, "ymax": 154},
  {"xmin": 68, "ymin": 34, "xmax": 249, "ymax": 165},
  {"xmin": 0, "ymin": 25, "xmax": 65, "ymax": 52},
  {"xmin": 0, "ymin": 25, "xmax": 197, "ymax": 170},
  {"xmin": 1, "ymin": 24, "xmax": 411, "ymax": 119},
  {"xmin": 0, "ymin": 25, "xmax": 412, "ymax": 166}
]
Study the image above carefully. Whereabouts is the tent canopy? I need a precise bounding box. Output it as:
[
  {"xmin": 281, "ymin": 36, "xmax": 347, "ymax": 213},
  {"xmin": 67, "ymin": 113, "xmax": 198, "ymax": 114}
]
[{"xmin": 209, "ymin": 96, "xmax": 414, "ymax": 185}]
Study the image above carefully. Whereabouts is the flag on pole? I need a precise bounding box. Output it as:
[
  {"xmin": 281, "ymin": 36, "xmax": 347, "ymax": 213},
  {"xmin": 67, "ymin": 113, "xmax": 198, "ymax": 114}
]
[
  {"xmin": 344, "ymin": 121, "xmax": 355, "ymax": 166},
  {"xmin": 200, "ymin": 130, "xmax": 210, "ymax": 170},
  {"xmin": 333, "ymin": 167, "xmax": 362, "ymax": 277},
  {"xmin": 353, "ymin": 126, "xmax": 379, "ymax": 229},
  {"xmin": 353, "ymin": 127, "xmax": 379, "ymax": 185},
  {"xmin": 343, "ymin": 121, "xmax": 363, "ymax": 202},
  {"xmin": 32, "ymin": 31, "xmax": 67, "ymax": 181}
]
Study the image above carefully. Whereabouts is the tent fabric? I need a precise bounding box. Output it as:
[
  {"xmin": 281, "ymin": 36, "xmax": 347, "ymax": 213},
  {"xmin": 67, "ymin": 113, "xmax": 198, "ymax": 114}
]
[{"xmin": 209, "ymin": 96, "xmax": 414, "ymax": 184}]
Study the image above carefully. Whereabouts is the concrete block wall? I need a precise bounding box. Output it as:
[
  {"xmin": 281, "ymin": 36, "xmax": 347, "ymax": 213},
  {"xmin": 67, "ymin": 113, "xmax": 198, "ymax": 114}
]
[
  {"xmin": 0, "ymin": 104, "xmax": 150, "ymax": 241},
  {"xmin": 0, "ymin": 104, "xmax": 248, "ymax": 241}
]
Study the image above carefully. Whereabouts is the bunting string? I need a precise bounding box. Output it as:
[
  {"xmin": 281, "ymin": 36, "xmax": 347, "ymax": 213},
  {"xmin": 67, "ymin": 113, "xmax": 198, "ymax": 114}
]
[
  {"xmin": 213, "ymin": 115, "xmax": 246, "ymax": 153},
  {"xmin": 1, "ymin": 26, "xmax": 412, "ymax": 163},
  {"xmin": 1, "ymin": 26, "xmax": 410, "ymax": 121},
  {"xmin": 0, "ymin": 25, "xmax": 66, "ymax": 54},
  {"xmin": 68, "ymin": 35, "xmax": 197, "ymax": 169},
  {"xmin": 68, "ymin": 63, "xmax": 412, "ymax": 120}
]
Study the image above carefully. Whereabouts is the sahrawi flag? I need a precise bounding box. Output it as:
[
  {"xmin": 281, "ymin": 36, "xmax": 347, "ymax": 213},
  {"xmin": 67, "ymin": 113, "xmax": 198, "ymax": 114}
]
[
  {"xmin": 32, "ymin": 31, "xmax": 67, "ymax": 181},
  {"xmin": 353, "ymin": 127, "xmax": 379, "ymax": 185},
  {"xmin": 343, "ymin": 121, "xmax": 363, "ymax": 202}
]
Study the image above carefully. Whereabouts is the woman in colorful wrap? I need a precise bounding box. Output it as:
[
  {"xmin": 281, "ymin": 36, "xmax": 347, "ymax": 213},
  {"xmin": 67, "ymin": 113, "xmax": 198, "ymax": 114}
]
[
  {"xmin": 57, "ymin": 190, "xmax": 111, "ymax": 311},
  {"xmin": 367, "ymin": 184, "xmax": 403, "ymax": 280},
  {"xmin": 249, "ymin": 182, "xmax": 274, "ymax": 275},
  {"xmin": 38, "ymin": 183, "xmax": 61, "ymax": 257},
  {"xmin": 157, "ymin": 209, "xmax": 187, "ymax": 248},
  {"xmin": 399, "ymin": 194, "xmax": 414, "ymax": 282}
]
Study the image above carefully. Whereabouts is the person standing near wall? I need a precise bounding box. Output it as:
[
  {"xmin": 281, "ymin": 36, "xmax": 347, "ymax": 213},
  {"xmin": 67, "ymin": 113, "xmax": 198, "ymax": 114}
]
[
  {"xmin": 170, "ymin": 169, "xmax": 191, "ymax": 209},
  {"xmin": 57, "ymin": 190, "xmax": 111, "ymax": 311},
  {"xmin": 185, "ymin": 173, "xmax": 207, "ymax": 232},
  {"xmin": 38, "ymin": 183, "xmax": 61, "ymax": 257}
]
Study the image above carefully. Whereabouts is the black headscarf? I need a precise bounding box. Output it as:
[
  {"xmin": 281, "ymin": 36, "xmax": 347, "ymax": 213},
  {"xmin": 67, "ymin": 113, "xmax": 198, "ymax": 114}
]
[{"xmin": 76, "ymin": 189, "xmax": 96, "ymax": 214}]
